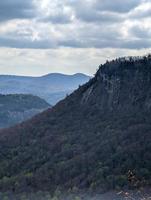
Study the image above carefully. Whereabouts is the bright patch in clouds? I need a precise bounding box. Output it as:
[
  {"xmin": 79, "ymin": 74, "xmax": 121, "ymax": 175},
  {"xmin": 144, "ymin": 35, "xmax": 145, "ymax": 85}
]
[{"xmin": 0, "ymin": 0, "xmax": 151, "ymax": 76}]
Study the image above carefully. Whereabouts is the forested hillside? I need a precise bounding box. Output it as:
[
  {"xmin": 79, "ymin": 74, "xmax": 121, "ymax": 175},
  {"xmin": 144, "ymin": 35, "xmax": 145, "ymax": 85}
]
[{"xmin": 0, "ymin": 56, "xmax": 151, "ymax": 193}]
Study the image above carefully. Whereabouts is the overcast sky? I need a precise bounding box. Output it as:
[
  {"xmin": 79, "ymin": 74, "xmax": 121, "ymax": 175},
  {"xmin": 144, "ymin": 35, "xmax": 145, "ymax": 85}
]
[{"xmin": 0, "ymin": 0, "xmax": 151, "ymax": 76}]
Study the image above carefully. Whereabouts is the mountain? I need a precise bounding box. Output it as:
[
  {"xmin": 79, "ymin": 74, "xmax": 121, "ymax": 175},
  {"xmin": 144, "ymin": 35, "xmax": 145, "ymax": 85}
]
[
  {"xmin": 0, "ymin": 94, "xmax": 50, "ymax": 128},
  {"xmin": 0, "ymin": 73, "xmax": 91, "ymax": 105},
  {"xmin": 0, "ymin": 56, "xmax": 151, "ymax": 193}
]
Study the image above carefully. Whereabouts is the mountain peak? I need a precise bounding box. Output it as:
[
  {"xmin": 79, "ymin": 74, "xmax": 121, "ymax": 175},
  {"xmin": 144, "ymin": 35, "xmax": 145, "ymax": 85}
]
[
  {"xmin": 79, "ymin": 55, "xmax": 151, "ymax": 113},
  {"xmin": 41, "ymin": 72, "xmax": 90, "ymax": 78},
  {"xmin": 97, "ymin": 55, "xmax": 151, "ymax": 75},
  {"xmin": 0, "ymin": 56, "xmax": 151, "ymax": 193}
]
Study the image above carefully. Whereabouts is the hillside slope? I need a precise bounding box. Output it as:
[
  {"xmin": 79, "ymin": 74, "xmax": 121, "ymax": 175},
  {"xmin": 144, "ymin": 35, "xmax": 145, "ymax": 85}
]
[
  {"xmin": 0, "ymin": 56, "xmax": 151, "ymax": 193},
  {"xmin": 0, "ymin": 73, "xmax": 90, "ymax": 105},
  {"xmin": 0, "ymin": 94, "xmax": 50, "ymax": 128}
]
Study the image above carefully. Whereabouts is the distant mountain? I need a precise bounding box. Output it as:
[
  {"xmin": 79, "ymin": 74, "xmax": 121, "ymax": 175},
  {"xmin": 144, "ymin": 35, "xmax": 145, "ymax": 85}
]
[
  {"xmin": 0, "ymin": 94, "xmax": 50, "ymax": 128},
  {"xmin": 0, "ymin": 73, "xmax": 91, "ymax": 105},
  {"xmin": 0, "ymin": 56, "xmax": 151, "ymax": 193}
]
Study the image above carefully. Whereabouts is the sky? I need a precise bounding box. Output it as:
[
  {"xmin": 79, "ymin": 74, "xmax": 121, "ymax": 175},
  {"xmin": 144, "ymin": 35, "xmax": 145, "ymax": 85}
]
[{"xmin": 0, "ymin": 0, "xmax": 151, "ymax": 76}]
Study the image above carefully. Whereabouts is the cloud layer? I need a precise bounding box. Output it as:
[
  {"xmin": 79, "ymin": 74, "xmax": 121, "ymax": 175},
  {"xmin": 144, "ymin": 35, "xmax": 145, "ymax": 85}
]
[
  {"xmin": 0, "ymin": 0, "xmax": 151, "ymax": 75},
  {"xmin": 0, "ymin": 0, "xmax": 151, "ymax": 49}
]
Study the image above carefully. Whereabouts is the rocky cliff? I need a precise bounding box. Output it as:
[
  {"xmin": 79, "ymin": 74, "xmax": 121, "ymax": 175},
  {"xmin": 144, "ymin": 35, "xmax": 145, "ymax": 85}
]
[{"xmin": 0, "ymin": 56, "xmax": 150, "ymax": 193}]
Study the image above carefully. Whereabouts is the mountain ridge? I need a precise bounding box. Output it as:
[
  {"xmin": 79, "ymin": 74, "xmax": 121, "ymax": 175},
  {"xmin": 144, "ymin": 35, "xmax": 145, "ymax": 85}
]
[
  {"xmin": 0, "ymin": 73, "xmax": 91, "ymax": 105},
  {"xmin": 0, "ymin": 72, "xmax": 90, "ymax": 79},
  {"xmin": 0, "ymin": 56, "xmax": 151, "ymax": 193}
]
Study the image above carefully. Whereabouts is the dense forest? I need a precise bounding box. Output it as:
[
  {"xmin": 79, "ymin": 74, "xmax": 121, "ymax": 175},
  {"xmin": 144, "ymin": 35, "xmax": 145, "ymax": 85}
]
[{"xmin": 0, "ymin": 56, "xmax": 151, "ymax": 194}]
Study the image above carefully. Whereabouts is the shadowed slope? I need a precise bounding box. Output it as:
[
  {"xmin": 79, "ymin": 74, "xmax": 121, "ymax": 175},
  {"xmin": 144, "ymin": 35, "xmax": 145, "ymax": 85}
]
[
  {"xmin": 0, "ymin": 56, "xmax": 151, "ymax": 192},
  {"xmin": 0, "ymin": 94, "xmax": 50, "ymax": 128}
]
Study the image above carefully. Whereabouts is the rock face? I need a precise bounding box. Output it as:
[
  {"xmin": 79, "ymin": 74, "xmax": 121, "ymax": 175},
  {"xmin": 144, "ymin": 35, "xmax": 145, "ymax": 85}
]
[
  {"xmin": 81, "ymin": 57, "xmax": 151, "ymax": 112},
  {"xmin": 0, "ymin": 94, "xmax": 50, "ymax": 128},
  {"xmin": 0, "ymin": 56, "xmax": 151, "ymax": 192}
]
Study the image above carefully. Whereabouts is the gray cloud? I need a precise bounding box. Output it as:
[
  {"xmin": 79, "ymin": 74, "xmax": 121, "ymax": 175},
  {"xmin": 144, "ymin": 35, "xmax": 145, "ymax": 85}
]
[
  {"xmin": 42, "ymin": 13, "xmax": 72, "ymax": 24},
  {"xmin": 0, "ymin": 36, "xmax": 57, "ymax": 49},
  {"xmin": 129, "ymin": 3, "xmax": 151, "ymax": 19},
  {"xmin": 60, "ymin": 37, "xmax": 151, "ymax": 50},
  {"xmin": 129, "ymin": 25, "xmax": 151, "ymax": 39},
  {"xmin": 0, "ymin": 0, "xmax": 36, "ymax": 22},
  {"xmin": 1, "ymin": 32, "xmax": 150, "ymax": 50},
  {"xmin": 74, "ymin": 9, "xmax": 124, "ymax": 23},
  {"xmin": 94, "ymin": 0, "xmax": 141, "ymax": 13},
  {"xmin": 0, "ymin": 0, "xmax": 151, "ymax": 51},
  {"xmin": 67, "ymin": 0, "xmax": 140, "ymax": 24}
]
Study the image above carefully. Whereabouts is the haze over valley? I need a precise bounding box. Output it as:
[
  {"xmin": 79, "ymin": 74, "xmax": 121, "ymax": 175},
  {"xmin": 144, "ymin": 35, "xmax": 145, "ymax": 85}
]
[{"xmin": 0, "ymin": 73, "xmax": 90, "ymax": 105}]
